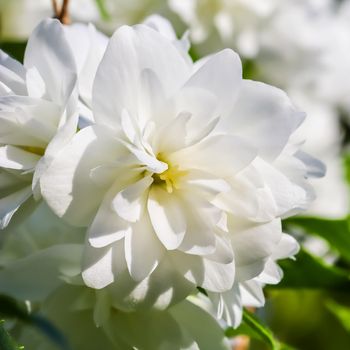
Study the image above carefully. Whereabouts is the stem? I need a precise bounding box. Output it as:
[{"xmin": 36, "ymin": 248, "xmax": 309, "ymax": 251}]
[
  {"xmin": 52, "ymin": 0, "xmax": 60, "ymax": 17},
  {"xmin": 52, "ymin": 0, "xmax": 71, "ymax": 25},
  {"xmin": 60, "ymin": 0, "xmax": 71, "ymax": 25}
]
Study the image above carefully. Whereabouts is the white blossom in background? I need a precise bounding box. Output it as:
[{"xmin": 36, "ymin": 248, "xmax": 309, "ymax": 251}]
[
  {"xmin": 0, "ymin": 19, "xmax": 78, "ymax": 228},
  {"xmin": 255, "ymin": 0, "xmax": 350, "ymax": 218},
  {"xmin": 169, "ymin": 0, "xmax": 279, "ymax": 57},
  {"xmin": 41, "ymin": 18, "xmax": 323, "ymax": 324},
  {"xmin": 0, "ymin": 0, "xmax": 100, "ymax": 40},
  {"xmin": 0, "ymin": 204, "xmax": 230, "ymax": 350}
]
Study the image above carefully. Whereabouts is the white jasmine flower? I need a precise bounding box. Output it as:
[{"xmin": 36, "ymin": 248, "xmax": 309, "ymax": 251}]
[
  {"xmin": 0, "ymin": 0, "xmax": 100, "ymax": 40},
  {"xmin": 0, "ymin": 19, "xmax": 78, "ymax": 228},
  {"xmin": 41, "ymin": 20, "xmax": 322, "ymax": 317},
  {"xmin": 169, "ymin": 0, "xmax": 278, "ymax": 57},
  {"xmin": 209, "ymin": 233, "xmax": 299, "ymax": 328},
  {"xmin": 0, "ymin": 206, "xmax": 230, "ymax": 350}
]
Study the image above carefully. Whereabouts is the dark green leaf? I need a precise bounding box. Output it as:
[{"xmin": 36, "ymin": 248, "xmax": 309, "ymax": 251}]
[
  {"xmin": 226, "ymin": 310, "xmax": 293, "ymax": 350},
  {"xmin": 285, "ymin": 217, "xmax": 350, "ymax": 263},
  {"xmin": 0, "ymin": 295, "xmax": 70, "ymax": 350},
  {"xmin": 0, "ymin": 320, "xmax": 23, "ymax": 350},
  {"xmin": 326, "ymin": 300, "xmax": 350, "ymax": 333},
  {"xmin": 0, "ymin": 42, "xmax": 26, "ymax": 63},
  {"xmin": 270, "ymin": 249, "xmax": 350, "ymax": 290}
]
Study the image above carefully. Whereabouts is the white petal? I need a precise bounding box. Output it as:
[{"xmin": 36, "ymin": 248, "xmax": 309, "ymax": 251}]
[
  {"xmin": 272, "ymin": 233, "xmax": 300, "ymax": 260},
  {"xmin": 82, "ymin": 244, "xmax": 114, "ymax": 289},
  {"xmin": 219, "ymin": 80, "xmax": 305, "ymax": 161},
  {"xmin": 93, "ymin": 24, "xmax": 190, "ymax": 128},
  {"xmin": 173, "ymin": 253, "xmax": 235, "ymax": 292},
  {"xmin": 24, "ymin": 19, "xmax": 77, "ymax": 107},
  {"xmin": 0, "ymin": 145, "xmax": 40, "ymax": 170},
  {"xmin": 0, "ymin": 244, "xmax": 82, "ymax": 301},
  {"xmin": 240, "ymin": 280, "xmax": 265, "ymax": 307},
  {"xmin": 148, "ymin": 186, "xmax": 187, "ymax": 250},
  {"xmin": 178, "ymin": 198, "xmax": 218, "ymax": 256},
  {"xmin": 231, "ymin": 219, "xmax": 282, "ymax": 281},
  {"xmin": 0, "ymin": 50, "xmax": 26, "ymax": 94},
  {"xmin": 41, "ymin": 125, "xmax": 125, "ymax": 226},
  {"xmin": 184, "ymin": 49, "xmax": 242, "ymax": 115},
  {"xmin": 124, "ymin": 214, "xmax": 165, "ymax": 281},
  {"xmin": 170, "ymin": 298, "xmax": 230, "ymax": 350},
  {"xmin": 0, "ymin": 186, "xmax": 32, "ymax": 229},
  {"xmin": 170, "ymin": 134, "xmax": 257, "ymax": 177},
  {"xmin": 88, "ymin": 186, "xmax": 132, "ymax": 248},
  {"xmin": 112, "ymin": 176, "xmax": 153, "ymax": 222},
  {"xmin": 256, "ymin": 259, "xmax": 283, "ymax": 285}
]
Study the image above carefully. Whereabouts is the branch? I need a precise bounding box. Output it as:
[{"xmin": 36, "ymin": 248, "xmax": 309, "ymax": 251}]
[{"xmin": 52, "ymin": 0, "xmax": 71, "ymax": 24}]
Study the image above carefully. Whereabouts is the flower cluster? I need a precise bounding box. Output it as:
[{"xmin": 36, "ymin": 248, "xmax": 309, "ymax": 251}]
[{"xmin": 0, "ymin": 14, "xmax": 324, "ymax": 349}]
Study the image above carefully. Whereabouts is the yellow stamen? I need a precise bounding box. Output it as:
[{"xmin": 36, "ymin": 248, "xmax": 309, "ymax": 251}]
[
  {"xmin": 19, "ymin": 146, "xmax": 45, "ymax": 156},
  {"xmin": 153, "ymin": 154, "xmax": 188, "ymax": 193}
]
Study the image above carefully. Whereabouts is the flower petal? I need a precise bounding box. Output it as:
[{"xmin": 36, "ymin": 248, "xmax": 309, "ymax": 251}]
[{"xmin": 148, "ymin": 186, "xmax": 187, "ymax": 250}]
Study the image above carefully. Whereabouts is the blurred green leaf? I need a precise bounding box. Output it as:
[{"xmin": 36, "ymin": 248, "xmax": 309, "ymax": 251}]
[
  {"xmin": 0, "ymin": 295, "xmax": 70, "ymax": 350},
  {"xmin": 326, "ymin": 300, "xmax": 350, "ymax": 333},
  {"xmin": 0, "ymin": 320, "xmax": 23, "ymax": 350},
  {"xmin": 285, "ymin": 217, "xmax": 350, "ymax": 263},
  {"xmin": 344, "ymin": 153, "xmax": 350, "ymax": 185},
  {"xmin": 271, "ymin": 249, "xmax": 350, "ymax": 290},
  {"xmin": 226, "ymin": 310, "xmax": 293, "ymax": 350},
  {"xmin": 0, "ymin": 42, "xmax": 26, "ymax": 63},
  {"xmin": 95, "ymin": 0, "xmax": 111, "ymax": 20}
]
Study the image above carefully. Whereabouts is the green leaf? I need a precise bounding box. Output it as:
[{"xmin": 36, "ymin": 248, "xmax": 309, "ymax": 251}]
[
  {"xmin": 271, "ymin": 248, "xmax": 350, "ymax": 290},
  {"xmin": 0, "ymin": 42, "xmax": 26, "ymax": 63},
  {"xmin": 344, "ymin": 152, "xmax": 350, "ymax": 186},
  {"xmin": 225, "ymin": 310, "xmax": 293, "ymax": 350},
  {"xmin": 0, "ymin": 295, "xmax": 70, "ymax": 350},
  {"xmin": 95, "ymin": 0, "xmax": 111, "ymax": 20},
  {"xmin": 326, "ymin": 300, "xmax": 350, "ymax": 333},
  {"xmin": 285, "ymin": 217, "xmax": 350, "ymax": 263},
  {"xmin": 0, "ymin": 320, "xmax": 24, "ymax": 350}
]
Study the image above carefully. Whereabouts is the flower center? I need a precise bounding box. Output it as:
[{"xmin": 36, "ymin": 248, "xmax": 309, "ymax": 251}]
[
  {"xmin": 19, "ymin": 146, "xmax": 45, "ymax": 156},
  {"xmin": 152, "ymin": 153, "xmax": 188, "ymax": 193}
]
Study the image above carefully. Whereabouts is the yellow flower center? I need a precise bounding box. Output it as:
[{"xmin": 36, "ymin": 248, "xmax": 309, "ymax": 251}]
[
  {"xmin": 153, "ymin": 153, "xmax": 188, "ymax": 193},
  {"xmin": 19, "ymin": 146, "xmax": 45, "ymax": 156}
]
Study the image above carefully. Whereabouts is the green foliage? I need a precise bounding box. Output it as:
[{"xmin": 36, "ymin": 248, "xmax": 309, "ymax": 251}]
[
  {"xmin": 344, "ymin": 152, "xmax": 350, "ymax": 186},
  {"xmin": 0, "ymin": 295, "xmax": 71, "ymax": 350},
  {"xmin": 285, "ymin": 217, "xmax": 350, "ymax": 263},
  {"xmin": 272, "ymin": 248, "xmax": 350, "ymax": 290},
  {"xmin": 0, "ymin": 42, "xmax": 26, "ymax": 63},
  {"xmin": 326, "ymin": 300, "xmax": 350, "ymax": 333},
  {"xmin": 226, "ymin": 310, "xmax": 293, "ymax": 350},
  {"xmin": 95, "ymin": 0, "xmax": 111, "ymax": 20},
  {"xmin": 0, "ymin": 320, "xmax": 24, "ymax": 350}
]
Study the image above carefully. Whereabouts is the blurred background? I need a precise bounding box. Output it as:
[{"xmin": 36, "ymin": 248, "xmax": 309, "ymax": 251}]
[{"xmin": 0, "ymin": 1, "xmax": 350, "ymax": 349}]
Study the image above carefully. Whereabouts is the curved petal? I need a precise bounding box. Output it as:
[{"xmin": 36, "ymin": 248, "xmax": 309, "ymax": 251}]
[
  {"xmin": 93, "ymin": 24, "xmax": 190, "ymax": 129},
  {"xmin": 40, "ymin": 125, "xmax": 126, "ymax": 227},
  {"xmin": 0, "ymin": 244, "xmax": 82, "ymax": 301},
  {"xmin": 170, "ymin": 134, "xmax": 257, "ymax": 177},
  {"xmin": 219, "ymin": 80, "xmax": 305, "ymax": 161},
  {"xmin": 82, "ymin": 244, "xmax": 114, "ymax": 289},
  {"xmin": 124, "ymin": 213, "xmax": 165, "ymax": 281},
  {"xmin": 24, "ymin": 19, "xmax": 77, "ymax": 108},
  {"xmin": 231, "ymin": 218, "xmax": 282, "ymax": 282},
  {"xmin": 148, "ymin": 186, "xmax": 187, "ymax": 250},
  {"xmin": 112, "ymin": 176, "xmax": 152, "ymax": 222},
  {"xmin": 184, "ymin": 49, "xmax": 242, "ymax": 120}
]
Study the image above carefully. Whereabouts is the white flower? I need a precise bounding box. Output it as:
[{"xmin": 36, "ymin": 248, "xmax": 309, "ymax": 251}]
[
  {"xmin": 41, "ymin": 20, "xmax": 323, "ymax": 319},
  {"xmin": 208, "ymin": 232, "xmax": 299, "ymax": 327},
  {"xmin": 169, "ymin": 0, "xmax": 278, "ymax": 57},
  {"xmin": 0, "ymin": 205, "xmax": 230, "ymax": 350},
  {"xmin": 0, "ymin": 0, "xmax": 100, "ymax": 40},
  {"xmin": 0, "ymin": 19, "xmax": 78, "ymax": 229}
]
